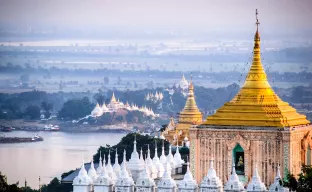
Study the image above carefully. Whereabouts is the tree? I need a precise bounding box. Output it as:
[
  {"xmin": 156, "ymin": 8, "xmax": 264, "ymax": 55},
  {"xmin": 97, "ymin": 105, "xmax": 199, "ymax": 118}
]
[
  {"xmin": 283, "ymin": 165, "xmax": 312, "ymax": 191},
  {"xmin": 24, "ymin": 105, "xmax": 41, "ymax": 120},
  {"xmin": 58, "ymin": 97, "xmax": 93, "ymax": 120}
]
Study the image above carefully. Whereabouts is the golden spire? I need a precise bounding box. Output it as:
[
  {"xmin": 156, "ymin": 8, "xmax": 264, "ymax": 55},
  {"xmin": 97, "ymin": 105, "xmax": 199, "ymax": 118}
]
[
  {"xmin": 203, "ymin": 10, "xmax": 310, "ymax": 127},
  {"xmin": 178, "ymin": 75, "xmax": 202, "ymax": 125},
  {"xmin": 111, "ymin": 92, "xmax": 116, "ymax": 102}
]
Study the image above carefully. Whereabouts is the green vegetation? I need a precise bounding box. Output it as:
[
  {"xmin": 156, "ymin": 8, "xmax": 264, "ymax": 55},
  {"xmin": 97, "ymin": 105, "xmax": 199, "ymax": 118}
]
[
  {"xmin": 283, "ymin": 165, "xmax": 312, "ymax": 191},
  {"xmin": 58, "ymin": 97, "xmax": 93, "ymax": 120}
]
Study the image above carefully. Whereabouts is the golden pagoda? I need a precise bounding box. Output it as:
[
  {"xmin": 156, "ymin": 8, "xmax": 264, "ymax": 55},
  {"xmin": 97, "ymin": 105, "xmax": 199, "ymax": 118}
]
[
  {"xmin": 163, "ymin": 78, "xmax": 203, "ymax": 145},
  {"xmin": 203, "ymin": 14, "xmax": 310, "ymax": 127},
  {"xmin": 190, "ymin": 10, "xmax": 312, "ymax": 187}
]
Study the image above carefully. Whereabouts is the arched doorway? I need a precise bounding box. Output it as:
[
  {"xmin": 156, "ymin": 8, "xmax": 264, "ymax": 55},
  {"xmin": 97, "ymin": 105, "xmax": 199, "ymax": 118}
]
[{"xmin": 233, "ymin": 144, "xmax": 244, "ymax": 175}]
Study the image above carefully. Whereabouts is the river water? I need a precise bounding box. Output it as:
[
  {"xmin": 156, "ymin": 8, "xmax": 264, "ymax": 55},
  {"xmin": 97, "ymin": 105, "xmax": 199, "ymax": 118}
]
[{"xmin": 0, "ymin": 131, "xmax": 125, "ymax": 189}]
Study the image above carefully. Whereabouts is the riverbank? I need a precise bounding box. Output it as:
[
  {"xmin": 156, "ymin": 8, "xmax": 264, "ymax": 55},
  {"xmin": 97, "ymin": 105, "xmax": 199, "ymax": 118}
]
[{"xmin": 0, "ymin": 119, "xmax": 141, "ymax": 133}]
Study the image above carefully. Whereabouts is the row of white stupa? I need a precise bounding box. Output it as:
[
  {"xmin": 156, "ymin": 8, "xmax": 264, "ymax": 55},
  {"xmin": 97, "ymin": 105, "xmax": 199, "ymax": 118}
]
[
  {"xmin": 145, "ymin": 92, "xmax": 164, "ymax": 102},
  {"xmin": 91, "ymin": 92, "xmax": 157, "ymax": 117},
  {"xmin": 73, "ymin": 138, "xmax": 288, "ymax": 192}
]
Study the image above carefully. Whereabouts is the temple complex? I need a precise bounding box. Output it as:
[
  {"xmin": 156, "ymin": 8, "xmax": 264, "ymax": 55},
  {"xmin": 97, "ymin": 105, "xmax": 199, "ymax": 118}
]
[
  {"xmin": 90, "ymin": 92, "xmax": 158, "ymax": 117},
  {"xmin": 163, "ymin": 78, "xmax": 203, "ymax": 146},
  {"xmin": 189, "ymin": 10, "xmax": 312, "ymax": 186}
]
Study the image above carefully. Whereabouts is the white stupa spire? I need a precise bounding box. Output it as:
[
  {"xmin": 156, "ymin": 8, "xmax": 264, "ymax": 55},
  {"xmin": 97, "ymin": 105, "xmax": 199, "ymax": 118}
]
[
  {"xmin": 167, "ymin": 145, "xmax": 175, "ymax": 169},
  {"xmin": 127, "ymin": 134, "xmax": 145, "ymax": 181},
  {"xmin": 113, "ymin": 149, "xmax": 121, "ymax": 175},
  {"xmin": 224, "ymin": 158, "xmax": 244, "ymax": 192},
  {"xmin": 199, "ymin": 159, "xmax": 223, "ymax": 191},
  {"xmin": 73, "ymin": 157, "xmax": 93, "ymax": 185},
  {"xmin": 269, "ymin": 164, "xmax": 286, "ymax": 192},
  {"xmin": 136, "ymin": 162, "xmax": 156, "ymax": 191},
  {"xmin": 247, "ymin": 163, "xmax": 267, "ymax": 191},
  {"xmin": 88, "ymin": 159, "xmax": 98, "ymax": 182},
  {"xmin": 157, "ymin": 162, "xmax": 177, "ymax": 191},
  {"xmin": 179, "ymin": 158, "xmax": 198, "ymax": 190},
  {"xmin": 173, "ymin": 145, "xmax": 184, "ymax": 168},
  {"xmin": 106, "ymin": 151, "xmax": 117, "ymax": 184},
  {"xmin": 153, "ymin": 140, "xmax": 165, "ymax": 177},
  {"xmin": 159, "ymin": 140, "xmax": 167, "ymax": 165},
  {"xmin": 115, "ymin": 150, "xmax": 134, "ymax": 188},
  {"xmin": 94, "ymin": 153, "xmax": 113, "ymax": 188},
  {"xmin": 96, "ymin": 151, "xmax": 103, "ymax": 175},
  {"xmin": 140, "ymin": 148, "xmax": 145, "ymax": 165},
  {"xmin": 145, "ymin": 144, "xmax": 158, "ymax": 179}
]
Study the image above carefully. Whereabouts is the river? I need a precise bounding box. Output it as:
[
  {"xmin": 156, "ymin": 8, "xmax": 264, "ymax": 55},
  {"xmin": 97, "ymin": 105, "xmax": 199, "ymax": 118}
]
[{"xmin": 0, "ymin": 131, "xmax": 125, "ymax": 189}]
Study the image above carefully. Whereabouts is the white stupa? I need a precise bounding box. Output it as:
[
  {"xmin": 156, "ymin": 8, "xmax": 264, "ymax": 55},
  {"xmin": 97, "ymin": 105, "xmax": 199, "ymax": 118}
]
[
  {"xmin": 199, "ymin": 160, "xmax": 223, "ymax": 192},
  {"xmin": 173, "ymin": 145, "xmax": 185, "ymax": 170},
  {"xmin": 73, "ymin": 158, "xmax": 93, "ymax": 192},
  {"xmin": 88, "ymin": 159, "xmax": 98, "ymax": 183},
  {"xmin": 269, "ymin": 165, "xmax": 288, "ymax": 192},
  {"xmin": 152, "ymin": 141, "xmax": 165, "ymax": 178},
  {"xmin": 178, "ymin": 161, "xmax": 198, "ymax": 192},
  {"xmin": 140, "ymin": 148, "xmax": 145, "ymax": 165},
  {"xmin": 96, "ymin": 152, "xmax": 103, "ymax": 175},
  {"xmin": 105, "ymin": 152, "xmax": 117, "ymax": 184},
  {"xmin": 247, "ymin": 164, "xmax": 267, "ymax": 192},
  {"xmin": 136, "ymin": 163, "xmax": 156, "ymax": 192},
  {"xmin": 224, "ymin": 160, "xmax": 245, "ymax": 192},
  {"xmin": 127, "ymin": 135, "xmax": 145, "ymax": 181},
  {"xmin": 101, "ymin": 103, "xmax": 109, "ymax": 113},
  {"xmin": 179, "ymin": 74, "xmax": 189, "ymax": 90},
  {"xmin": 115, "ymin": 150, "xmax": 134, "ymax": 192},
  {"xmin": 145, "ymin": 144, "xmax": 158, "ymax": 179},
  {"xmin": 94, "ymin": 156, "xmax": 113, "ymax": 192},
  {"xmin": 91, "ymin": 103, "xmax": 103, "ymax": 117},
  {"xmin": 113, "ymin": 149, "xmax": 121, "ymax": 175},
  {"xmin": 157, "ymin": 162, "xmax": 177, "ymax": 192},
  {"xmin": 159, "ymin": 141, "xmax": 167, "ymax": 165},
  {"xmin": 167, "ymin": 145, "xmax": 176, "ymax": 171}
]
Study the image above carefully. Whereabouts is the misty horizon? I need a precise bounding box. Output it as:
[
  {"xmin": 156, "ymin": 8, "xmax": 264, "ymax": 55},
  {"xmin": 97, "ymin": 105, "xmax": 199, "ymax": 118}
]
[{"xmin": 0, "ymin": 0, "xmax": 312, "ymax": 40}]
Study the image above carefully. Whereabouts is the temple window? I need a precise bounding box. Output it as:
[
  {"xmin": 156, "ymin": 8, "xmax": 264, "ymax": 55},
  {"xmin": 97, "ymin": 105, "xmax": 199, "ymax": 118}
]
[{"xmin": 233, "ymin": 144, "xmax": 245, "ymax": 175}]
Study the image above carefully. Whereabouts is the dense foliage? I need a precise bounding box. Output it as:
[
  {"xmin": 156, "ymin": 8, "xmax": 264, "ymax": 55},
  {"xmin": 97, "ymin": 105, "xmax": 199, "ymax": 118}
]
[
  {"xmin": 283, "ymin": 165, "xmax": 312, "ymax": 192},
  {"xmin": 58, "ymin": 97, "xmax": 93, "ymax": 120}
]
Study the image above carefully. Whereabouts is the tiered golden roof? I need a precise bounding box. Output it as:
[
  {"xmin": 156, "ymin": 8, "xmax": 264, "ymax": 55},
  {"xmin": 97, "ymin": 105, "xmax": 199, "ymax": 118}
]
[
  {"xmin": 203, "ymin": 11, "xmax": 310, "ymax": 127},
  {"xmin": 177, "ymin": 80, "xmax": 203, "ymax": 128}
]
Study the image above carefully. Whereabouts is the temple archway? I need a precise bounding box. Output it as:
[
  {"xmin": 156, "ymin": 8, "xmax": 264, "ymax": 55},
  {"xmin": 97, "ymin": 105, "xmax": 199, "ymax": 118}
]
[{"xmin": 233, "ymin": 144, "xmax": 245, "ymax": 175}]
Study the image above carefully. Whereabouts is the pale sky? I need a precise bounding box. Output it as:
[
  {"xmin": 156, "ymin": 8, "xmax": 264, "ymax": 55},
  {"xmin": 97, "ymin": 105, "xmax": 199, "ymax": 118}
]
[{"xmin": 0, "ymin": 0, "xmax": 311, "ymax": 34}]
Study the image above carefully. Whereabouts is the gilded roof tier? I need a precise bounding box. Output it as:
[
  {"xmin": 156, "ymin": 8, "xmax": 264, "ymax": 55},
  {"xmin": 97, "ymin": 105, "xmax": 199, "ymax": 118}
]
[{"xmin": 203, "ymin": 12, "xmax": 310, "ymax": 127}]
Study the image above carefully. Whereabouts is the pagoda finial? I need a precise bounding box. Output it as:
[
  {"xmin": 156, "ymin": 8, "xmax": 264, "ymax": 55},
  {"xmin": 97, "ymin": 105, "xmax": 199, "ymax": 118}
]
[{"xmin": 256, "ymin": 9, "xmax": 260, "ymax": 30}]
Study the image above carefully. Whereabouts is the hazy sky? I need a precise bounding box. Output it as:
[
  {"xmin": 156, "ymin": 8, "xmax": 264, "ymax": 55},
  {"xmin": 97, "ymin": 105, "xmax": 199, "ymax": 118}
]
[{"xmin": 0, "ymin": 0, "xmax": 311, "ymax": 34}]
